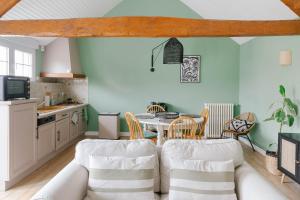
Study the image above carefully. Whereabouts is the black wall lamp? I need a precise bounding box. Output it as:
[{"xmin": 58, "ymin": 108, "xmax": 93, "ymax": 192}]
[{"xmin": 150, "ymin": 37, "xmax": 184, "ymax": 72}]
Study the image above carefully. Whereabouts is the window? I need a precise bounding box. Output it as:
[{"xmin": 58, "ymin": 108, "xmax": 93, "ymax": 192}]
[
  {"xmin": 0, "ymin": 39, "xmax": 36, "ymax": 80},
  {"xmin": 0, "ymin": 45, "xmax": 9, "ymax": 75},
  {"xmin": 14, "ymin": 50, "xmax": 33, "ymax": 78}
]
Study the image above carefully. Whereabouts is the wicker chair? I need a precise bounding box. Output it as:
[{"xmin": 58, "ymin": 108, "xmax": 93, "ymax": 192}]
[
  {"xmin": 221, "ymin": 112, "xmax": 256, "ymax": 151},
  {"xmin": 146, "ymin": 105, "xmax": 165, "ymax": 113},
  {"xmin": 145, "ymin": 105, "xmax": 165, "ymax": 132},
  {"xmin": 124, "ymin": 112, "xmax": 157, "ymax": 143},
  {"xmin": 198, "ymin": 108, "xmax": 209, "ymax": 138},
  {"xmin": 167, "ymin": 116, "xmax": 198, "ymax": 139}
]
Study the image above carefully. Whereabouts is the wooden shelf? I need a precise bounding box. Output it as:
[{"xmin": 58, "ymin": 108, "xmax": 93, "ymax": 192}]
[{"xmin": 40, "ymin": 72, "xmax": 86, "ymax": 79}]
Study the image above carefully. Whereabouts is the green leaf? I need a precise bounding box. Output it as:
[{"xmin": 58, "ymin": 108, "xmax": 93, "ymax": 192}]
[
  {"xmin": 292, "ymin": 102, "xmax": 298, "ymax": 115},
  {"xmin": 287, "ymin": 114, "xmax": 295, "ymax": 127},
  {"xmin": 268, "ymin": 102, "xmax": 275, "ymax": 110},
  {"xmin": 274, "ymin": 109, "xmax": 286, "ymax": 123},
  {"xmin": 264, "ymin": 116, "xmax": 274, "ymax": 122},
  {"xmin": 268, "ymin": 143, "xmax": 276, "ymax": 148},
  {"xmin": 264, "ymin": 113, "xmax": 275, "ymax": 122},
  {"xmin": 279, "ymin": 85, "xmax": 286, "ymax": 97},
  {"xmin": 284, "ymin": 98, "xmax": 298, "ymax": 116}
]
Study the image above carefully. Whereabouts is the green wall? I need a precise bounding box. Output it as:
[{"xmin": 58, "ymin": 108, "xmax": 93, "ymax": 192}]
[
  {"xmin": 78, "ymin": 0, "xmax": 240, "ymax": 132},
  {"xmin": 239, "ymin": 36, "xmax": 300, "ymax": 150}
]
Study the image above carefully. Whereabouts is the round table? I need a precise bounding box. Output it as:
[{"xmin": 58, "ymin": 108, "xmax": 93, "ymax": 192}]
[{"xmin": 138, "ymin": 117, "xmax": 204, "ymax": 146}]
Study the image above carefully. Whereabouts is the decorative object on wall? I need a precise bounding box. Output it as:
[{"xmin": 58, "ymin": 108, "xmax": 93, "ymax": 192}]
[
  {"xmin": 180, "ymin": 55, "xmax": 200, "ymax": 83},
  {"xmin": 279, "ymin": 50, "xmax": 292, "ymax": 66},
  {"xmin": 150, "ymin": 37, "xmax": 183, "ymax": 72}
]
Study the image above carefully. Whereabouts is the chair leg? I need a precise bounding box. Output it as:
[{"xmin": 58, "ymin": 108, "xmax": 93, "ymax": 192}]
[
  {"xmin": 220, "ymin": 131, "xmax": 224, "ymax": 139},
  {"xmin": 246, "ymin": 134, "xmax": 255, "ymax": 152}
]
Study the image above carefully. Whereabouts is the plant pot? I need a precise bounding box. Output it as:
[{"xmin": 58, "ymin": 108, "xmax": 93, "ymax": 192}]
[{"xmin": 265, "ymin": 151, "xmax": 282, "ymax": 176}]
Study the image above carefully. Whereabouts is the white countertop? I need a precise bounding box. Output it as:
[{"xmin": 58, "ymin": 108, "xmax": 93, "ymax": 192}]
[
  {"xmin": 37, "ymin": 103, "xmax": 88, "ymax": 119},
  {"xmin": 0, "ymin": 98, "xmax": 39, "ymax": 105}
]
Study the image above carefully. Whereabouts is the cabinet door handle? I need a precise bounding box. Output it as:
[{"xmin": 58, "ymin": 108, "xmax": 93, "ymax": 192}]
[{"xmin": 57, "ymin": 131, "xmax": 60, "ymax": 141}]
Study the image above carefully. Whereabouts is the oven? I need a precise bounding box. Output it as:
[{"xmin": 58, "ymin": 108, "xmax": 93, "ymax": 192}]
[{"xmin": 0, "ymin": 75, "xmax": 30, "ymax": 101}]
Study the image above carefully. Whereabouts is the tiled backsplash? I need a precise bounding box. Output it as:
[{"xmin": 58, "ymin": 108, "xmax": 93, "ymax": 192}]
[
  {"xmin": 59, "ymin": 79, "xmax": 88, "ymax": 104},
  {"xmin": 30, "ymin": 79, "xmax": 88, "ymax": 105}
]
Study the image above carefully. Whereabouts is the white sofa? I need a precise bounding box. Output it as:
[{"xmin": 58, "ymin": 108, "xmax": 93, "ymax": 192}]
[{"xmin": 31, "ymin": 139, "xmax": 288, "ymax": 200}]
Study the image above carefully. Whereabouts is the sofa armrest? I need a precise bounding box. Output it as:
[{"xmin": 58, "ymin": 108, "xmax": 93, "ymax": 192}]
[
  {"xmin": 235, "ymin": 162, "xmax": 288, "ymax": 200},
  {"xmin": 31, "ymin": 161, "xmax": 88, "ymax": 200}
]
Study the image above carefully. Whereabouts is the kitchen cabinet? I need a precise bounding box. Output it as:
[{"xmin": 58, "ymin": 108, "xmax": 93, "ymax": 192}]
[
  {"xmin": 55, "ymin": 117, "xmax": 70, "ymax": 150},
  {"xmin": 78, "ymin": 109, "xmax": 87, "ymax": 135},
  {"xmin": 69, "ymin": 110, "xmax": 79, "ymax": 141},
  {"xmin": 9, "ymin": 103, "xmax": 37, "ymax": 179},
  {"xmin": 37, "ymin": 122, "xmax": 55, "ymax": 160},
  {"xmin": 0, "ymin": 100, "xmax": 37, "ymax": 190},
  {"xmin": 278, "ymin": 133, "xmax": 300, "ymax": 184},
  {"xmin": 78, "ymin": 112, "xmax": 84, "ymax": 135}
]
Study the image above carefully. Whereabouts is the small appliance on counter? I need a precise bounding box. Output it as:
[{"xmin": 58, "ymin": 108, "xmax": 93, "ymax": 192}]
[
  {"xmin": 0, "ymin": 75, "xmax": 30, "ymax": 101},
  {"xmin": 98, "ymin": 112, "xmax": 120, "ymax": 139}
]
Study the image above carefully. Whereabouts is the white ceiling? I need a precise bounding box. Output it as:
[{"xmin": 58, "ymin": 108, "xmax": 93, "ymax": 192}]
[
  {"xmin": 0, "ymin": 0, "xmax": 298, "ymax": 45},
  {"xmin": 2, "ymin": 0, "xmax": 123, "ymax": 20},
  {"xmin": 1, "ymin": 0, "xmax": 123, "ymax": 46},
  {"xmin": 180, "ymin": 0, "xmax": 298, "ymax": 44}
]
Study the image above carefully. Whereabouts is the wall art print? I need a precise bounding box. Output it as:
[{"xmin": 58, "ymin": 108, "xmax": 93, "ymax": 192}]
[{"xmin": 180, "ymin": 55, "xmax": 200, "ymax": 83}]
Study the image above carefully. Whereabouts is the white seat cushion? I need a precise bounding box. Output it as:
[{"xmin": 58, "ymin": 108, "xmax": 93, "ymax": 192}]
[
  {"xmin": 169, "ymin": 159, "xmax": 237, "ymax": 200},
  {"xmin": 87, "ymin": 155, "xmax": 155, "ymax": 200},
  {"xmin": 160, "ymin": 139, "xmax": 244, "ymax": 193},
  {"xmin": 75, "ymin": 139, "xmax": 160, "ymax": 192}
]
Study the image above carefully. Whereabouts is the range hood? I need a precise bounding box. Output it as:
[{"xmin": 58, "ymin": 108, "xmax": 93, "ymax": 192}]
[{"xmin": 40, "ymin": 38, "xmax": 85, "ymax": 79}]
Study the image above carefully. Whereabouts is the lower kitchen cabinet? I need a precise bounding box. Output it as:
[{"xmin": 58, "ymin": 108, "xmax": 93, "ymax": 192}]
[
  {"xmin": 0, "ymin": 100, "xmax": 37, "ymax": 190},
  {"xmin": 78, "ymin": 113, "xmax": 83, "ymax": 135},
  {"xmin": 37, "ymin": 122, "xmax": 55, "ymax": 160},
  {"xmin": 55, "ymin": 118, "xmax": 70, "ymax": 150},
  {"xmin": 70, "ymin": 110, "xmax": 79, "ymax": 141},
  {"xmin": 9, "ymin": 103, "xmax": 37, "ymax": 180},
  {"xmin": 79, "ymin": 111, "xmax": 87, "ymax": 135}
]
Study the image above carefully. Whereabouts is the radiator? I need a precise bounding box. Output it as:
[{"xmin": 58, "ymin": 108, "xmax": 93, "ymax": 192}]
[{"xmin": 204, "ymin": 103, "xmax": 234, "ymax": 138}]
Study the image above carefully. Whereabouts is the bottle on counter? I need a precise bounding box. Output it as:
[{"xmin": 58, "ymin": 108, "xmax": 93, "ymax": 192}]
[{"xmin": 44, "ymin": 92, "xmax": 51, "ymax": 107}]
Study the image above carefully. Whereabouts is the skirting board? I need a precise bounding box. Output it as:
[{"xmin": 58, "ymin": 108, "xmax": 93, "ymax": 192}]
[
  {"xmin": 85, "ymin": 131, "xmax": 129, "ymax": 137},
  {"xmin": 239, "ymin": 136, "xmax": 266, "ymax": 156}
]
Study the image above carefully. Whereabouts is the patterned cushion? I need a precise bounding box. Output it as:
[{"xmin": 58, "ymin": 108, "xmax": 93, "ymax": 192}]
[
  {"xmin": 229, "ymin": 119, "xmax": 253, "ymax": 133},
  {"xmin": 169, "ymin": 159, "xmax": 237, "ymax": 200},
  {"xmin": 87, "ymin": 155, "xmax": 155, "ymax": 200}
]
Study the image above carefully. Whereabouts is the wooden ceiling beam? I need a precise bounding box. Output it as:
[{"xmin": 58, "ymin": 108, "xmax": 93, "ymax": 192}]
[
  {"xmin": 0, "ymin": 0, "xmax": 20, "ymax": 17},
  {"xmin": 0, "ymin": 16, "xmax": 300, "ymax": 37},
  {"xmin": 282, "ymin": 0, "xmax": 300, "ymax": 16}
]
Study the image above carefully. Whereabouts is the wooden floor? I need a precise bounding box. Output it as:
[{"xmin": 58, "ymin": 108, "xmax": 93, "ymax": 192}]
[
  {"xmin": 0, "ymin": 139, "xmax": 299, "ymax": 200},
  {"xmin": 241, "ymin": 142, "xmax": 300, "ymax": 200}
]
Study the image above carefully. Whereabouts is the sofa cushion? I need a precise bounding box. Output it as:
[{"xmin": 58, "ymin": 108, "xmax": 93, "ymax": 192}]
[
  {"xmin": 87, "ymin": 155, "xmax": 155, "ymax": 200},
  {"xmin": 229, "ymin": 119, "xmax": 254, "ymax": 133},
  {"xmin": 160, "ymin": 139, "xmax": 244, "ymax": 193},
  {"xmin": 75, "ymin": 139, "xmax": 160, "ymax": 192},
  {"xmin": 169, "ymin": 159, "xmax": 237, "ymax": 200}
]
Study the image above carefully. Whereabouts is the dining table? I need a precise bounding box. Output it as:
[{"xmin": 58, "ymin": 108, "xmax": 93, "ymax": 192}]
[{"xmin": 137, "ymin": 114, "xmax": 204, "ymax": 146}]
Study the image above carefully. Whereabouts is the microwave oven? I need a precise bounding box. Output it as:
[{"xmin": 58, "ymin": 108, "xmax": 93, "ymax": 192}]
[{"xmin": 0, "ymin": 76, "xmax": 30, "ymax": 101}]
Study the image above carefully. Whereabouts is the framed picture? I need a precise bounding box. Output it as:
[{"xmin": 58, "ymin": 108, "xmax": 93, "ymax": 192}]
[{"xmin": 180, "ymin": 55, "xmax": 200, "ymax": 83}]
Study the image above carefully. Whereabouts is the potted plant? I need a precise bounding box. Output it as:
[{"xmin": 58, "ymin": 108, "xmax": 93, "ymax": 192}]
[{"xmin": 264, "ymin": 85, "xmax": 298, "ymax": 175}]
